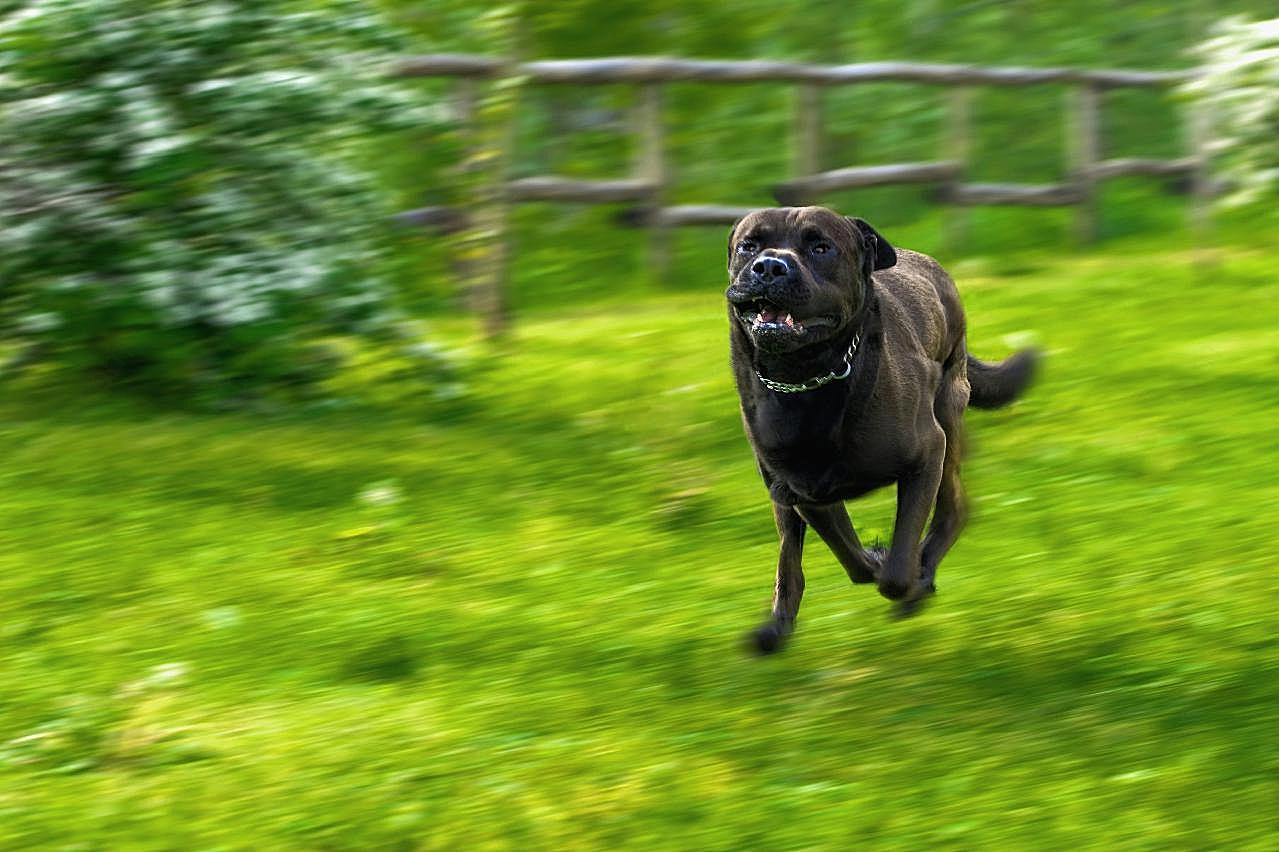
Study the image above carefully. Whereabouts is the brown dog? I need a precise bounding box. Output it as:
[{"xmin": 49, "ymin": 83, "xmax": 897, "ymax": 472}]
[{"xmin": 726, "ymin": 206, "xmax": 1037, "ymax": 653}]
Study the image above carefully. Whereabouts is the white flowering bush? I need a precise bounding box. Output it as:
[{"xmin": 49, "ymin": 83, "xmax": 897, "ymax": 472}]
[
  {"xmin": 1184, "ymin": 17, "xmax": 1279, "ymax": 209},
  {"xmin": 0, "ymin": 0, "xmax": 451, "ymax": 399}
]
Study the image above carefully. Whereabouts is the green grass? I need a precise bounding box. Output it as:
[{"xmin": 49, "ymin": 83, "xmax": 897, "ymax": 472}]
[{"xmin": 2, "ymin": 239, "xmax": 1278, "ymax": 848}]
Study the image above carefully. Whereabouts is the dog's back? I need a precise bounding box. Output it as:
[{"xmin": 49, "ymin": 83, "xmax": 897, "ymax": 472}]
[
  {"xmin": 872, "ymin": 248, "xmax": 967, "ymax": 365},
  {"xmin": 877, "ymin": 247, "xmax": 1038, "ymax": 410}
]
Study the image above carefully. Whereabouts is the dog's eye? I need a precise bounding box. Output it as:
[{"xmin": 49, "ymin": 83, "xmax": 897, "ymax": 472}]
[
  {"xmin": 737, "ymin": 240, "xmax": 758, "ymax": 255},
  {"xmin": 811, "ymin": 242, "xmax": 832, "ymax": 255}
]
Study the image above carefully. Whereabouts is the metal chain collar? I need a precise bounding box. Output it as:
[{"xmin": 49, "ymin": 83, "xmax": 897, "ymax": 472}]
[{"xmin": 756, "ymin": 334, "xmax": 860, "ymax": 394}]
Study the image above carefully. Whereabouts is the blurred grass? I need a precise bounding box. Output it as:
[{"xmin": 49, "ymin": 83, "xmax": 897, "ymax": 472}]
[{"xmin": 2, "ymin": 237, "xmax": 1278, "ymax": 847}]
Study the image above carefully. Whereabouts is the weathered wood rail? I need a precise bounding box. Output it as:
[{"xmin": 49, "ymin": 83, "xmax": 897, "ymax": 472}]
[
  {"xmin": 398, "ymin": 55, "xmax": 1192, "ymax": 87},
  {"xmin": 398, "ymin": 56, "xmax": 1208, "ymax": 334}
]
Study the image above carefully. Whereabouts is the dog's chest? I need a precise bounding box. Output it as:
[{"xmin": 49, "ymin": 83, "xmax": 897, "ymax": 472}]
[
  {"xmin": 747, "ymin": 394, "xmax": 888, "ymax": 503},
  {"xmin": 751, "ymin": 397, "xmax": 836, "ymax": 456}
]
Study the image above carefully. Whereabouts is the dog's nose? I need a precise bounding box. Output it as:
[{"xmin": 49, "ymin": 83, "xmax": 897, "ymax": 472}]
[{"xmin": 751, "ymin": 255, "xmax": 791, "ymax": 284}]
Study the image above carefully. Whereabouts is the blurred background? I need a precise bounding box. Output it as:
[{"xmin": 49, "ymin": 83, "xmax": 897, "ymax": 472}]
[{"xmin": 2, "ymin": 1, "xmax": 1278, "ymax": 847}]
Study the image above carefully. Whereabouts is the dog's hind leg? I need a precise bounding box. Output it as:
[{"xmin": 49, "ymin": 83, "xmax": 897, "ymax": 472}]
[
  {"xmin": 878, "ymin": 426, "xmax": 945, "ymax": 602},
  {"xmin": 919, "ymin": 366, "xmax": 971, "ymax": 592},
  {"xmin": 750, "ymin": 502, "xmax": 807, "ymax": 654},
  {"xmin": 796, "ymin": 502, "xmax": 881, "ymax": 585},
  {"xmin": 893, "ymin": 460, "xmax": 966, "ymax": 618},
  {"xmin": 920, "ymin": 451, "xmax": 967, "ymax": 591}
]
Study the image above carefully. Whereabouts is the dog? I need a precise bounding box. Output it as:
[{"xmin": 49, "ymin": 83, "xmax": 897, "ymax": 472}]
[{"xmin": 726, "ymin": 206, "xmax": 1038, "ymax": 653}]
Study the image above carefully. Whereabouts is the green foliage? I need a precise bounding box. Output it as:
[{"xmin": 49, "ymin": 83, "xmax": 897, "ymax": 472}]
[
  {"xmin": 2, "ymin": 237, "xmax": 1277, "ymax": 846},
  {"xmin": 0, "ymin": 0, "xmax": 453, "ymax": 401}
]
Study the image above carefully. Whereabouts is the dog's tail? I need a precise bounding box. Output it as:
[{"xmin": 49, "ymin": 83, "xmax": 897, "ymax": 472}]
[{"xmin": 967, "ymin": 349, "xmax": 1040, "ymax": 409}]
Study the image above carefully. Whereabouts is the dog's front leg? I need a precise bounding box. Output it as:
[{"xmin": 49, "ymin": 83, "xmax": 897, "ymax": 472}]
[
  {"xmin": 879, "ymin": 434, "xmax": 945, "ymax": 601},
  {"xmin": 795, "ymin": 502, "xmax": 880, "ymax": 584},
  {"xmin": 751, "ymin": 502, "xmax": 806, "ymax": 654}
]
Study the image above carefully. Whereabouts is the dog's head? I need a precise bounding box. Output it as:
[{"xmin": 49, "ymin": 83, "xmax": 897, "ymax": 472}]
[{"xmin": 726, "ymin": 206, "xmax": 896, "ymax": 356}]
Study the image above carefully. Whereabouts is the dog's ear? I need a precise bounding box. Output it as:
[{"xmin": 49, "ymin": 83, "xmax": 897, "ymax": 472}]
[{"xmin": 848, "ymin": 217, "xmax": 897, "ymax": 275}]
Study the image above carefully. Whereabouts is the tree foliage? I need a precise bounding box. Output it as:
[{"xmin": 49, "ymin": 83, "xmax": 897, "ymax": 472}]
[
  {"xmin": 0, "ymin": 0, "xmax": 449, "ymax": 400},
  {"xmin": 1184, "ymin": 17, "xmax": 1279, "ymax": 209}
]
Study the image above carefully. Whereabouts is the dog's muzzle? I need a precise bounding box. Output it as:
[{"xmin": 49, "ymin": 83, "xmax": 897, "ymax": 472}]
[{"xmin": 751, "ymin": 255, "xmax": 792, "ymax": 287}]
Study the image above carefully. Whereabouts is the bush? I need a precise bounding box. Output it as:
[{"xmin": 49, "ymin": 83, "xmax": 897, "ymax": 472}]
[
  {"xmin": 1184, "ymin": 17, "xmax": 1279, "ymax": 209},
  {"xmin": 0, "ymin": 0, "xmax": 453, "ymax": 402}
]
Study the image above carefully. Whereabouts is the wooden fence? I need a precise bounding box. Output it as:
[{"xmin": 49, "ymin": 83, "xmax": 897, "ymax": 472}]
[{"xmin": 396, "ymin": 56, "xmax": 1209, "ymax": 334}]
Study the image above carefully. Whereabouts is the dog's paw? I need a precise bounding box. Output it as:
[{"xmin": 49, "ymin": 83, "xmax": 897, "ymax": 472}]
[
  {"xmin": 877, "ymin": 576, "xmax": 913, "ymax": 601},
  {"xmin": 747, "ymin": 619, "xmax": 793, "ymax": 656},
  {"xmin": 891, "ymin": 582, "xmax": 936, "ymax": 620}
]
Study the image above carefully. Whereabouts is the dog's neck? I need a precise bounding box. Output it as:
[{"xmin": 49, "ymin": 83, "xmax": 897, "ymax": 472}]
[{"xmin": 751, "ymin": 287, "xmax": 877, "ymax": 390}]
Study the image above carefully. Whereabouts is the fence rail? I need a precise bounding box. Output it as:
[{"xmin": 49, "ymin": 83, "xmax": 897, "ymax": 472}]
[
  {"xmin": 399, "ymin": 55, "xmax": 1208, "ymax": 334},
  {"xmin": 397, "ymin": 55, "xmax": 1192, "ymax": 88}
]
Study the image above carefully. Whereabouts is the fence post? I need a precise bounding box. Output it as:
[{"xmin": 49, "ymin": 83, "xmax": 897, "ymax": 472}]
[
  {"xmin": 450, "ymin": 79, "xmax": 483, "ymax": 316},
  {"xmin": 793, "ymin": 83, "xmax": 824, "ymax": 189},
  {"xmin": 1068, "ymin": 82, "xmax": 1102, "ymax": 244},
  {"xmin": 943, "ymin": 86, "xmax": 972, "ymax": 256},
  {"xmin": 1187, "ymin": 96, "xmax": 1214, "ymax": 255},
  {"xmin": 634, "ymin": 82, "xmax": 669, "ymax": 282},
  {"xmin": 465, "ymin": 70, "xmax": 518, "ymax": 339}
]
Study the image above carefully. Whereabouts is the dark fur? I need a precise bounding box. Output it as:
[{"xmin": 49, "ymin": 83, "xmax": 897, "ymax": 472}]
[{"xmin": 726, "ymin": 207, "xmax": 1038, "ymax": 653}]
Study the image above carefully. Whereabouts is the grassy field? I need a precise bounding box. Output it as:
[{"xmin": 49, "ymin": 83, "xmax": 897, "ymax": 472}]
[{"xmin": 2, "ymin": 239, "xmax": 1277, "ymax": 848}]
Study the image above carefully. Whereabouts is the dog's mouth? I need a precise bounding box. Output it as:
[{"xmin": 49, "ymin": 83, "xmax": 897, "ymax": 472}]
[
  {"xmin": 734, "ymin": 298, "xmax": 807, "ymax": 334},
  {"xmin": 732, "ymin": 298, "xmax": 837, "ymax": 339}
]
